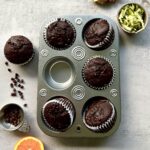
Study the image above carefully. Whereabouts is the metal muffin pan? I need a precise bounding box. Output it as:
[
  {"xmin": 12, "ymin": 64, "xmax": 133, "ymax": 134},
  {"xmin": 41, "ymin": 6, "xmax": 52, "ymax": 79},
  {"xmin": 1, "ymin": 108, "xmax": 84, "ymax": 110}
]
[{"xmin": 37, "ymin": 15, "xmax": 120, "ymax": 138}]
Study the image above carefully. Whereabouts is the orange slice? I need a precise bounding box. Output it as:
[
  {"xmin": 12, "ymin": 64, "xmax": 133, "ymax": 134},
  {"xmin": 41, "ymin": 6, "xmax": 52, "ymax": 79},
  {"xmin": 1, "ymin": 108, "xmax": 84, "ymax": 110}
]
[{"xmin": 14, "ymin": 136, "xmax": 44, "ymax": 150}]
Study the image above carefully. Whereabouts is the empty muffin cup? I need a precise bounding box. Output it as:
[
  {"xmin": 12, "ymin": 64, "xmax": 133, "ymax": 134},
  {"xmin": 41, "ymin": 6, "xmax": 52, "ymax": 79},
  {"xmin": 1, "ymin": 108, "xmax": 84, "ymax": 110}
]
[
  {"xmin": 42, "ymin": 97, "xmax": 75, "ymax": 132},
  {"xmin": 43, "ymin": 57, "xmax": 76, "ymax": 90},
  {"xmin": 83, "ymin": 19, "xmax": 114, "ymax": 50},
  {"xmin": 83, "ymin": 97, "xmax": 116, "ymax": 132}
]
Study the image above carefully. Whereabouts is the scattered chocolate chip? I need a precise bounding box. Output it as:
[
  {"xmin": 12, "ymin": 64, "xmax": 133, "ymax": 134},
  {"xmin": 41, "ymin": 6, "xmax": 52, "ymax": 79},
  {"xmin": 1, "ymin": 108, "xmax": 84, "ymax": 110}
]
[
  {"xmin": 18, "ymin": 91, "xmax": 21, "ymax": 94},
  {"xmin": 11, "ymin": 93, "xmax": 17, "ymax": 97},
  {"xmin": 20, "ymin": 85, "xmax": 24, "ymax": 89},
  {"xmin": 21, "ymin": 95, "xmax": 24, "ymax": 100},
  {"xmin": 8, "ymin": 68, "xmax": 12, "ymax": 73},
  {"xmin": 13, "ymin": 89, "xmax": 16, "ymax": 93},
  {"xmin": 11, "ymin": 78, "xmax": 14, "ymax": 81},
  {"xmin": 15, "ymin": 73, "xmax": 19, "ymax": 78},
  {"xmin": 5, "ymin": 62, "xmax": 9, "ymax": 66},
  {"xmin": 17, "ymin": 78, "xmax": 20, "ymax": 82},
  {"xmin": 23, "ymin": 104, "xmax": 27, "ymax": 107},
  {"xmin": 10, "ymin": 83, "xmax": 14, "ymax": 88},
  {"xmin": 7, "ymin": 68, "xmax": 26, "ymax": 101},
  {"xmin": 20, "ymin": 79, "xmax": 24, "ymax": 84},
  {"xmin": 14, "ymin": 82, "xmax": 17, "ymax": 87}
]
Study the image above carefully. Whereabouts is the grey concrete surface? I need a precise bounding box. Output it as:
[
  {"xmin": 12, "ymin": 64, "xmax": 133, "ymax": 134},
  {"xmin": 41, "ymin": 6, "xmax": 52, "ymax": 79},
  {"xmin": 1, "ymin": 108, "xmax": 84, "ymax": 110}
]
[{"xmin": 0, "ymin": 0, "xmax": 150, "ymax": 149}]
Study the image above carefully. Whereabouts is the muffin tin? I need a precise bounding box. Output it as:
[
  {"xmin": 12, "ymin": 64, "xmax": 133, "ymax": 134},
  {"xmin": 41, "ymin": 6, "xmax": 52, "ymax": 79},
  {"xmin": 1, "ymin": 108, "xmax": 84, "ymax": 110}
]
[{"xmin": 37, "ymin": 15, "xmax": 120, "ymax": 138}]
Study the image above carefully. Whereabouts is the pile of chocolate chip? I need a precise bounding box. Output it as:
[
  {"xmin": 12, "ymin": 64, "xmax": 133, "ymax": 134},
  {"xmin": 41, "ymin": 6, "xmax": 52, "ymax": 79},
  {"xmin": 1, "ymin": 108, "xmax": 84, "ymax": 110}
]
[
  {"xmin": 10, "ymin": 73, "xmax": 24, "ymax": 99},
  {"xmin": 5, "ymin": 61, "xmax": 27, "ymax": 107},
  {"xmin": 3, "ymin": 105, "xmax": 22, "ymax": 127}
]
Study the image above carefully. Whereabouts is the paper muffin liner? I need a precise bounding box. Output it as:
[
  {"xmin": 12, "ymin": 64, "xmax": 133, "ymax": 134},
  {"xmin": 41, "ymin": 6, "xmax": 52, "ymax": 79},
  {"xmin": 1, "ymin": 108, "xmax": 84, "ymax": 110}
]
[
  {"xmin": 42, "ymin": 97, "xmax": 75, "ymax": 132},
  {"xmin": 43, "ymin": 18, "xmax": 76, "ymax": 50},
  {"xmin": 84, "ymin": 19, "xmax": 115, "ymax": 50},
  {"xmin": 82, "ymin": 56, "xmax": 116, "ymax": 90},
  {"xmin": 83, "ymin": 100, "xmax": 116, "ymax": 133}
]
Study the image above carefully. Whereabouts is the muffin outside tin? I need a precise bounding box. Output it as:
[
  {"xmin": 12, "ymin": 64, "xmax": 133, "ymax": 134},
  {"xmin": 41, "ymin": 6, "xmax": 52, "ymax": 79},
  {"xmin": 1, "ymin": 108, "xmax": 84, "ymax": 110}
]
[{"xmin": 37, "ymin": 15, "xmax": 120, "ymax": 138}]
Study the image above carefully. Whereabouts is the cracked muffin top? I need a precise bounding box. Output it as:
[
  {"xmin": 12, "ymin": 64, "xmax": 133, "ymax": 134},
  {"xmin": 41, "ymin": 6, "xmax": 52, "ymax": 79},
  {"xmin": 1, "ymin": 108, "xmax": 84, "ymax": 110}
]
[{"xmin": 4, "ymin": 35, "xmax": 34, "ymax": 64}]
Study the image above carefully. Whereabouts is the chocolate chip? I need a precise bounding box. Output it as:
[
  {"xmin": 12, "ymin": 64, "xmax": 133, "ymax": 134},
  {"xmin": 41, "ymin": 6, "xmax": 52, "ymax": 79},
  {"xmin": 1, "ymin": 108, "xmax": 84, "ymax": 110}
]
[
  {"xmin": 21, "ymin": 95, "xmax": 24, "ymax": 100},
  {"xmin": 17, "ymin": 78, "xmax": 20, "ymax": 83},
  {"xmin": 18, "ymin": 91, "xmax": 22, "ymax": 94},
  {"xmin": 8, "ymin": 68, "xmax": 12, "ymax": 73},
  {"xmin": 10, "ymin": 83, "xmax": 14, "ymax": 88},
  {"xmin": 24, "ymin": 104, "xmax": 27, "ymax": 107},
  {"xmin": 5, "ymin": 62, "xmax": 9, "ymax": 66},
  {"xmin": 13, "ymin": 89, "xmax": 16, "ymax": 93},
  {"xmin": 15, "ymin": 73, "xmax": 19, "ymax": 78},
  {"xmin": 20, "ymin": 79, "xmax": 24, "ymax": 84},
  {"xmin": 20, "ymin": 85, "xmax": 24, "ymax": 89},
  {"xmin": 11, "ymin": 78, "xmax": 14, "ymax": 81},
  {"xmin": 11, "ymin": 93, "xmax": 17, "ymax": 97}
]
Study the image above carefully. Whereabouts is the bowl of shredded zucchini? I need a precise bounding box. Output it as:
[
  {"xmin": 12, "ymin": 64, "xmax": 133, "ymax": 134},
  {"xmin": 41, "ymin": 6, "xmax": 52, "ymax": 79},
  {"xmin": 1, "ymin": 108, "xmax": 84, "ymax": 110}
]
[{"xmin": 118, "ymin": 3, "xmax": 148, "ymax": 34}]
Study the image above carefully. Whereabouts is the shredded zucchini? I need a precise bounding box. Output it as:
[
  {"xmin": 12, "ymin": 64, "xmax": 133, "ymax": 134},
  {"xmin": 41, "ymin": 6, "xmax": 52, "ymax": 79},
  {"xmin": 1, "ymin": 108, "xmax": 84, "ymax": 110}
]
[{"xmin": 119, "ymin": 4, "xmax": 145, "ymax": 32}]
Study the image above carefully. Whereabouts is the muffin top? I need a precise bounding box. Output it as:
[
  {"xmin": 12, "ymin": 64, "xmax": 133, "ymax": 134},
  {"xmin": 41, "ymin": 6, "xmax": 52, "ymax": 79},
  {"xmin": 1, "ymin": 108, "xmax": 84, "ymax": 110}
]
[
  {"xmin": 84, "ymin": 19, "xmax": 109, "ymax": 46},
  {"xmin": 43, "ymin": 98, "xmax": 71, "ymax": 131},
  {"xmin": 46, "ymin": 19, "xmax": 75, "ymax": 49},
  {"xmin": 83, "ymin": 57, "xmax": 113, "ymax": 88},
  {"xmin": 84, "ymin": 99, "xmax": 113, "ymax": 126},
  {"xmin": 4, "ymin": 35, "xmax": 33, "ymax": 64}
]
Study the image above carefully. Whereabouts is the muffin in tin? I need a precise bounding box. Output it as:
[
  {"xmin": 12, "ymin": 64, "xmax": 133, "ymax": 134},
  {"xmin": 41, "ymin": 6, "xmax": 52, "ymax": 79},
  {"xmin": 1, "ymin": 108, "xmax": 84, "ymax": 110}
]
[
  {"xmin": 42, "ymin": 96, "xmax": 75, "ymax": 132},
  {"xmin": 82, "ymin": 56, "xmax": 114, "ymax": 90},
  {"xmin": 45, "ymin": 18, "xmax": 76, "ymax": 50},
  {"xmin": 83, "ymin": 19, "xmax": 114, "ymax": 50},
  {"xmin": 83, "ymin": 96, "xmax": 116, "ymax": 132},
  {"xmin": 4, "ymin": 35, "xmax": 34, "ymax": 65}
]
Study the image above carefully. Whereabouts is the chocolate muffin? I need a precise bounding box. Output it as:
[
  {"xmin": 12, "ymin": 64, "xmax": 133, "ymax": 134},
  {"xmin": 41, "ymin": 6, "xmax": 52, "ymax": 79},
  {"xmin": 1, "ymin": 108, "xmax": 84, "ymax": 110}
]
[
  {"xmin": 83, "ymin": 97, "xmax": 116, "ymax": 132},
  {"xmin": 83, "ymin": 19, "xmax": 114, "ymax": 50},
  {"xmin": 4, "ymin": 35, "xmax": 34, "ymax": 64},
  {"xmin": 46, "ymin": 19, "xmax": 76, "ymax": 49},
  {"xmin": 42, "ymin": 97, "xmax": 75, "ymax": 131},
  {"xmin": 82, "ymin": 57, "xmax": 114, "ymax": 89}
]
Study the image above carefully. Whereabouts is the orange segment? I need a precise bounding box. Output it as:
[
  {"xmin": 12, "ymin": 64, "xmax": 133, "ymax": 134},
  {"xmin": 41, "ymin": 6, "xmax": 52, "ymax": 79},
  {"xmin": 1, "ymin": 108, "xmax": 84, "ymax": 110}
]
[{"xmin": 14, "ymin": 136, "xmax": 44, "ymax": 150}]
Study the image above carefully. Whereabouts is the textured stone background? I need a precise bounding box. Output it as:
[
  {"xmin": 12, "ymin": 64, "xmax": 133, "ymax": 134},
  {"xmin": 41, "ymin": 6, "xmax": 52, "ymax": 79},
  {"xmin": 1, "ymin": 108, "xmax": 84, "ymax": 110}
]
[{"xmin": 0, "ymin": 0, "xmax": 150, "ymax": 150}]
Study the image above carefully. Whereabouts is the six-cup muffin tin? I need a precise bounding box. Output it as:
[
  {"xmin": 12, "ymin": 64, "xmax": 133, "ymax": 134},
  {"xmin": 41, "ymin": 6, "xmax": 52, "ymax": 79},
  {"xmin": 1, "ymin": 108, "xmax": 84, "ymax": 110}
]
[{"xmin": 37, "ymin": 15, "xmax": 121, "ymax": 138}]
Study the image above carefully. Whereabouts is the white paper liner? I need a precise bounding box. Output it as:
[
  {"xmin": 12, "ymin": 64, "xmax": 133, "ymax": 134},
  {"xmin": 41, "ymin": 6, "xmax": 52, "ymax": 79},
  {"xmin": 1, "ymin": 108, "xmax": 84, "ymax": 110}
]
[
  {"xmin": 42, "ymin": 97, "xmax": 75, "ymax": 132},
  {"xmin": 83, "ymin": 101, "xmax": 116, "ymax": 132},
  {"xmin": 43, "ymin": 18, "xmax": 76, "ymax": 50},
  {"xmin": 84, "ymin": 19, "xmax": 115, "ymax": 50},
  {"xmin": 82, "ymin": 56, "xmax": 116, "ymax": 90}
]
